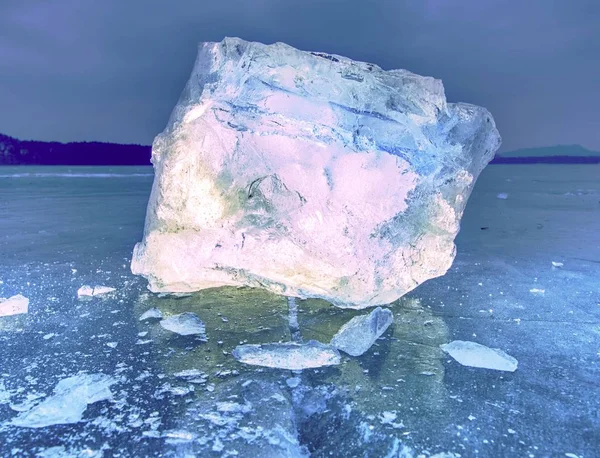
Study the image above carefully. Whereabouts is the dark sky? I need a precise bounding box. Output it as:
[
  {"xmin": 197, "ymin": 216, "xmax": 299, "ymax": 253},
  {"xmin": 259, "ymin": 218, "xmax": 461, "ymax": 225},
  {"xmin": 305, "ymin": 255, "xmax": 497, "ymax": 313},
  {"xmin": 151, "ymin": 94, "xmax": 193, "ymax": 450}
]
[{"xmin": 1, "ymin": 1, "xmax": 598, "ymax": 152}]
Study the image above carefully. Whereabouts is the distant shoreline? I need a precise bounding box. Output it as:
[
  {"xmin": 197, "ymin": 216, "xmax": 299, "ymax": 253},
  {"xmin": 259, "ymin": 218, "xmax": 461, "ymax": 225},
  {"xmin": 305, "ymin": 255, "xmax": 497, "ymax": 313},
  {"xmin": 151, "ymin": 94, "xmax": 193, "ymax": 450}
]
[
  {"xmin": 489, "ymin": 156, "xmax": 600, "ymax": 164},
  {"xmin": 2, "ymin": 133, "xmax": 599, "ymax": 166},
  {"xmin": 2, "ymin": 157, "xmax": 599, "ymax": 166}
]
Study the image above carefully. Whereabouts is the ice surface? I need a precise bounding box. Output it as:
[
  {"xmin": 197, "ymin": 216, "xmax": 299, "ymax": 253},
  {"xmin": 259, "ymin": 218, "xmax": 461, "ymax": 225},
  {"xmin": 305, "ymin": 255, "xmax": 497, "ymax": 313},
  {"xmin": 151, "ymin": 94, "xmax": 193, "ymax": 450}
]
[
  {"xmin": 131, "ymin": 37, "xmax": 501, "ymax": 308},
  {"xmin": 159, "ymin": 312, "xmax": 206, "ymax": 336},
  {"xmin": 330, "ymin": 307, "xmax": 394, "ymax": 356},
  {"xmin": 0, "ymin": 294, "xmax": 29, "ymax": 317},
  {"xmin": 139, "ymin": 307, "xmax": 163, "ymax": 321},
  {"xmin": 77, "ymin": 285, "xmax": 116, "ymax": 298},
  {"xmin": 440, "ymin": 340, "xmax": 518, "ymax": 372},
  {"xmin": 233, "ymin": 340, "xmax": 341, "ymax": 370},
  {"xmin": 11, "ymin": 373, "xmax": 117, "ymax": 428}
]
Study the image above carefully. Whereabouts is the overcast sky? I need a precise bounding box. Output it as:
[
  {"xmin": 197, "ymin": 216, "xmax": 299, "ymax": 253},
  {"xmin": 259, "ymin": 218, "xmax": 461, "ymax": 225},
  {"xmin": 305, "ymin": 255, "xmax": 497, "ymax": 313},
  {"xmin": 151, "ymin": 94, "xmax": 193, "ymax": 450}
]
[{"xmin": 0, "ymin": 0, "xmax": 598, "ymax": 152}]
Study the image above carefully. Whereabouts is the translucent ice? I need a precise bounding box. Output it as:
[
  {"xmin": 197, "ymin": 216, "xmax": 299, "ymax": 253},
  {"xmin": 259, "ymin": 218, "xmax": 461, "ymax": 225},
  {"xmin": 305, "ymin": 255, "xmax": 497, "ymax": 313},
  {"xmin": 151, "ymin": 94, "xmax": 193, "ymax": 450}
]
[
  {"xmin": 233, "ymin": 340, "xmax": 341, "ymax": 370},
  {"xmin": 77, "ymin": 285, "xmax": 116, "ymax": 298},
  {"xmin": 440, "ymin": 340, "xmax": 518, "ymax": 372},
  {"xmin": 139, "ymin": 307, "xmax": 163, "ymax": 321},
  {"xmin": 159, "ymin": 312, "xmax": 206, "ymax": 337},
  {"xmin": 11, "ymin": 373, "xmax": 117, "ymax": 428},
  {"xmin": 0, "ymin": 294, "xmax": 29, "ymax": 317},
  {"xmin": 331, "ymin": 307, "xmax": 393, "ymax": 356},
  {"xmin": 131, "ymin": 37, "xmax": 501, "ymax": 308}
]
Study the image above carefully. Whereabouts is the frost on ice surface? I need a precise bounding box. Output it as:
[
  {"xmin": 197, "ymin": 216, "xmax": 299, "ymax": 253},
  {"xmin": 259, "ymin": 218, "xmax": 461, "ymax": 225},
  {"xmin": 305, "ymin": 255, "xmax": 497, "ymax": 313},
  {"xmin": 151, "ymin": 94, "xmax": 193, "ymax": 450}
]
[
  {"xmin": 77, "ymin": 285, "xmax": 116, "ymax": 298},
  {"xmin": 11, "ymin": 373, "xmax": 117, "ymax": 428},
  {"xmin": 233, "ymin": 340, "xmax": 341, "ymax": 370},
  {"xmin": 440, "ymin": 340, "xmax": 518, "ymax": 372},
  {"xmin": 159, "ymin": 312, "xmax": 206, "ymax": 337},
  {"xmin": 139, "ymin": 307, "xmax": 163, "ymax": 321},
  {"xmin": 0, "ymin": 294, "xmax": 29, "ymax": 317},
  {"xmin": 330, "ymin": 307, "xmax": 393, "ymax": 356}
]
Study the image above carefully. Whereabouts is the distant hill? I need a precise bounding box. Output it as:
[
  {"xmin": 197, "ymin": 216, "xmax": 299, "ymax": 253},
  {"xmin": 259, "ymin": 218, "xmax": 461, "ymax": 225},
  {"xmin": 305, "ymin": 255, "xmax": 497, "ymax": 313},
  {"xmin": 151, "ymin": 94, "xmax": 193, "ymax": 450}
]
[
  {"xmin": 491, "ymin": 145, "xmax": 600, "ymax": 164},
  {"xmin": 0, "ymin": 133, "xmax": 151, "ymax": 165}
]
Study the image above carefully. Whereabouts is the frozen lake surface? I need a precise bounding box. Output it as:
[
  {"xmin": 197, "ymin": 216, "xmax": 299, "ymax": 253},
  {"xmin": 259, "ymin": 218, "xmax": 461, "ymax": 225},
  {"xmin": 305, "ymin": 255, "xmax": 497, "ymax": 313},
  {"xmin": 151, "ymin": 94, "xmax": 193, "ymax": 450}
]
[{"xmin": 0, "ymin": 165, "xmax": 599, "ymax": 457}]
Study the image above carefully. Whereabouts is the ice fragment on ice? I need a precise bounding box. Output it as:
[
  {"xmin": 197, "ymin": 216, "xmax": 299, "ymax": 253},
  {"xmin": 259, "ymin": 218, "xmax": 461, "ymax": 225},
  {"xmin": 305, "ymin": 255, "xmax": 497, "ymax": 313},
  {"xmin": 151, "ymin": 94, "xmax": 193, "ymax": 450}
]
[
  {"xmin": 497, "ymin": 193, "xmax": 508, "ymax": 199},
  {"xmin": 160, "ymin": 312, "xmax": 206, "ymax": 336},
  {"xmin": 330, "ymin": 307, "xmax": 393, "ymax": 356},
  {"xmin": 440, "ymin": 340, "xmax": 518, "ymax": 372},
  {"xmin": 529, "ymin": 288, "xmax": 545, "ymax": 295},
  {"xmin": 551, "ymin": 261, "xmax": 564, "ymax": 268},
  {"xmin": 233, "ymin": 340, "xmax": 341, "ymax": 370},
  {"xmin": 11, "ymin": 373, "xmax": 117, "ymax": 428},
  {"xmin": 173, "ymin": 369, "xmax": 208, "ymax": 384},
  {"xmin": 139, "ymin": 307, "xmax": 163, "ymax": 321},
  {"xmin": 0, "ymin": 294, "xmax": 29, "ymax": 317},
  {"xmin": 77, "ymin": 285, "xmax": 116, "ymax": 298}
]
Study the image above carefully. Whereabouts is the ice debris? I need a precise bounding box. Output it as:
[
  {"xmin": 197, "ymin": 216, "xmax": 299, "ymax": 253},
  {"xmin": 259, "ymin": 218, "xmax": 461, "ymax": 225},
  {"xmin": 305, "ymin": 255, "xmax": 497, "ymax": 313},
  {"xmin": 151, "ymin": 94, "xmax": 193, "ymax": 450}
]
[
  {"xmin": 11, "ymin": 373, "xmax": 117, "ymax": 428},
  {"xmin": 233, "ymin": 340, "xmax": 341, "ymax": 370},
  {"xmin": 440, "ymin": 340, "xmax": 518, "ymax": 372},
  {"xmin": 139, "ymin": 307, "xmax": 163, "ymax": 321},
  {"xmin": 497, "ymin": 193, "xmax": 508, "ymax": 199},
  {"xmin": 552, "ymin": 261, "xmax": 564, "ymax": 268},
  {"xmin": 330, "ymin": 307, "xmax": 393, "ymax": 356},
  {"xmin": 0, "ymin": 294, "xmax": 29, "ymax": 317},
  {"xmin": 77, "ymin": 285, "xmax": 116, "ymax": 298},
  {"xmin": 173, "ymin": 369, "xmax": 208, "ymax": 384},
  {"xmin": 529, "ymin": 288, "xmax": 545, "ymax": 295},
  {"xmin": 160, "ymin": 312, "xmax": 206, "ymax": 337}
]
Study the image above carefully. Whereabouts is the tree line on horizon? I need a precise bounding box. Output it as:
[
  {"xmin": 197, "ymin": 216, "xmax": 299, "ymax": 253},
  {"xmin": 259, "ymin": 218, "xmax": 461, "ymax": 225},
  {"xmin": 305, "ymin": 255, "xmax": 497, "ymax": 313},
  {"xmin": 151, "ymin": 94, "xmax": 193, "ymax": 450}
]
[{"xmin": 0, "ymin": 133, "xmax": 151, "ymax": 165}]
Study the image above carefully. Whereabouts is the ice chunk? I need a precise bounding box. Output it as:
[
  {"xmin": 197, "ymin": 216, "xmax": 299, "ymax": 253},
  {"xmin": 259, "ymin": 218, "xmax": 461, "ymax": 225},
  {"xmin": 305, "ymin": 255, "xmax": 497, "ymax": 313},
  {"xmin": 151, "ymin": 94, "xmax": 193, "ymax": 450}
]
[
  {"xmin": 77, "ymin": 285, "xmax": 116, "ymax": 298},
  {"xmin": 529, "ymin": 288, "xmax": 545, "ymax": 295},
  {"xmin": 551, "ymin": 261, "xmax": 564, "ymax": 268},
  {"xmin": 497, "ymin": 193, "xmax": 508, "ymax": 199},
  {"xmin": 160, "ymin": 312, "xmax": 206, "ymax": 336},
  {"xmin": 330, "ymin": 307, "xmax": 393, "ymax": 356},
  {"xmin": 139, "ymin": 307, "xmax": 163, "ymax": 321},
  {"xmin": 440, "ymin": 340, "xmax": 518, "ymax": 372},
  {"xmin": 131, "ymin": 37, "xmax": 501, "ymax": 308},
  {"xmin": 11, "ymin": 373, "xmax": 117, "ymax": 428},
  {"xmin": 0, "ymin": 294, "xmax": 29, "ymax": 317},
  {"xmin": 233, "ymin": 340, "xmax": 341, "ymax": 370}
]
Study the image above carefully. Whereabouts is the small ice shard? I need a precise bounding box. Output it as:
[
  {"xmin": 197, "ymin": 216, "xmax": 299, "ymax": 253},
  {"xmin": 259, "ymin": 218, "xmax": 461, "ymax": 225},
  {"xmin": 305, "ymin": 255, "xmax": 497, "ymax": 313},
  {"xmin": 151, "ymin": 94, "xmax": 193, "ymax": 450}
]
[
  {"xmin": 330, "ymin": 307, "xmax": 393, "ymax": 356},
  {"xmin": 139, "ymin": 307, "xmax": 163, "ymax": 321},
  {"xmin": 286, "ymin": 377, "xmax": 301, "ymax": 388},
  {"xmin": 497, "ymin": 193, "xmax": 508, "ymax": 199},
  {"xmin": 77, "ymin": 285, "xmax": 116, "ymax": 298},
  {"xmin": 0, "ymin": 294, "xmax": 29, "ymax": 317},
  {"xmin": 93, "ymin": 286, "xmax": 116, "ymax": 296},
  {"xmin": 11, "ymin": 373, "xmax": 117, "ymax": 428},
  {"xmin": 552, "ymin": 261, "xmax": 564, "ymax": 268},
  {"xmin": 440, "ymin": 340, "xmax": 518, "ymax": 372},
  {"xmin": 173, "ymin": 369, "xmax": 208, "ymax": 384},
  {"xmin": 232, "ymin": 340, "xmax": 341, "ymax": 370},
  {"xmin": 529, "ymin": 288, "xmax": 545, "ymax": 295},
  {"xmin": 160, "ymin": 312, "xmax": 206, "ymax": 336}
]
